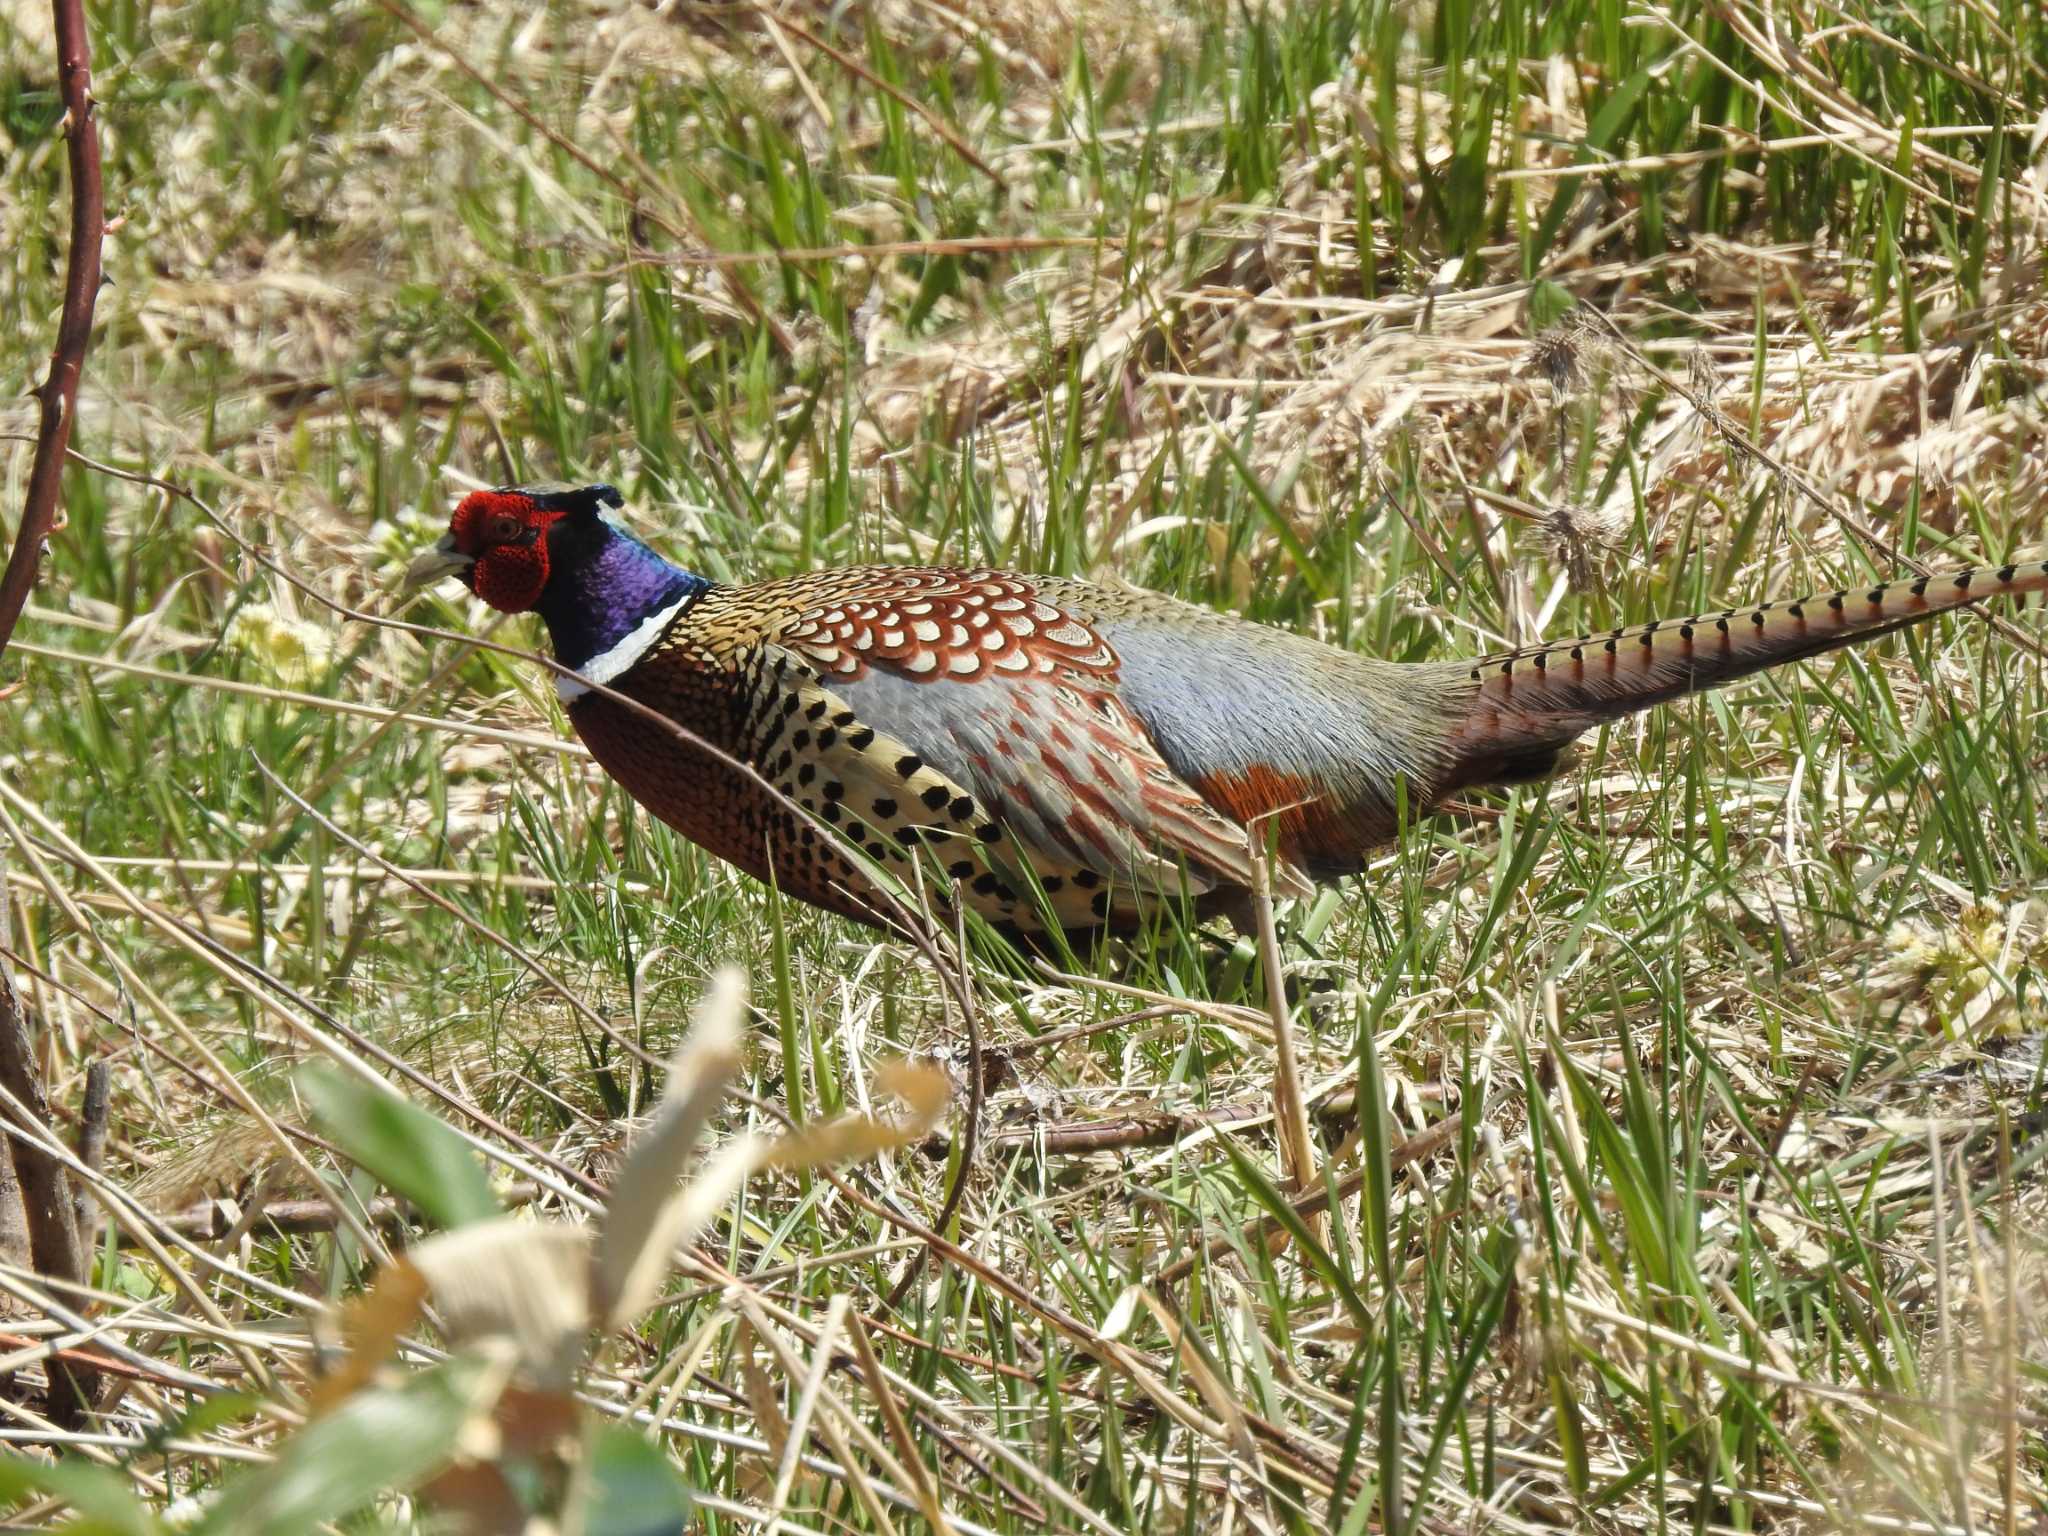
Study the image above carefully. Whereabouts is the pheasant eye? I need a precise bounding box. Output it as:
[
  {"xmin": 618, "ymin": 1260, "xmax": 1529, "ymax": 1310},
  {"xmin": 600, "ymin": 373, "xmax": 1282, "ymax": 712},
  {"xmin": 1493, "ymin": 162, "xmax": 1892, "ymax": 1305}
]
[{"xmin": 484, "ymin": 513, "xmax": 526, "ymax": 544}]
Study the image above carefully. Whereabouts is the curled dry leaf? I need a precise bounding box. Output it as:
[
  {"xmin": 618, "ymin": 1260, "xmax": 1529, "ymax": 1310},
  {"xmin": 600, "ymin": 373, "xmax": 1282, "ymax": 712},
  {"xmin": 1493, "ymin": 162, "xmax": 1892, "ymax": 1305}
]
[
  {"xmin": 405, "ymin": 1220, "xmax": 593, "ymax": 1393},
  {"xmin": 875, "ymin": 1057, "xmax": 952, "ymax": 1119},
  {"xmin": 307, "ymin": 1259, "xmax": 430, "ymax": 1419},
  {"xmin": 592, "ymin": 965, "xmax": 749, "ymax": 1330},
  {"xmin": 313, "ymin": 969, "xmax": 756, "ymax": 1394},
  {"xmin": 761, "ymin": 1058, "xmax": 951, "ymax": 1172},
  {"xmin": 603, "ymin": 1130, "xmax": 772, "ymax": 1332},
  {"xmin": 305, "ymin": 964, "xmax": 949, "ymax": 1513}
]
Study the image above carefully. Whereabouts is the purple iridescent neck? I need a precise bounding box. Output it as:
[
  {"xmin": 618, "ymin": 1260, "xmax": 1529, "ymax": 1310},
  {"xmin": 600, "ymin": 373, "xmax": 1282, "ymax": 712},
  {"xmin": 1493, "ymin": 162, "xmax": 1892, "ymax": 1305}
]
[{"xmin": 536, "ymin": 518, "xmax": 710, "ymax": 672}]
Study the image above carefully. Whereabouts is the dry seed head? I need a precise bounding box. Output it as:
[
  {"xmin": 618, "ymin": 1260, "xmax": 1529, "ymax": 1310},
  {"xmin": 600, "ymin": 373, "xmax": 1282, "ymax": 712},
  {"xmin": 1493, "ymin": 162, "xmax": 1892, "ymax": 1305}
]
[
  {"xmin": 1527, "ymin": 328, "xmax": 1582, "ymax": 396},
  {"xmin": 1535, "ymin": 499, "xmax": 1629, "ymax": 592}
]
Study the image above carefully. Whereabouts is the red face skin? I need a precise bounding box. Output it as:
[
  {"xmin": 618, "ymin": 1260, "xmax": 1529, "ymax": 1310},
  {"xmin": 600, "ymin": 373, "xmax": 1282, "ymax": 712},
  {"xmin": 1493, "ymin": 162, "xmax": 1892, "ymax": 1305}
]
[{"xmin": 449, "ymin": 491, "xmax": 568, "ymax": 612}]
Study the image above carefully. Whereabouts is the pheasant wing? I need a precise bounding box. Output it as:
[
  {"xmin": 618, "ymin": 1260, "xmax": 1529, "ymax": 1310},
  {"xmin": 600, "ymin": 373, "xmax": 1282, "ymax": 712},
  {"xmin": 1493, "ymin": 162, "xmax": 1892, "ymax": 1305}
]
[{"xmin": 755, "ymin": 569, "xmax": 1311, "ymax": 920}]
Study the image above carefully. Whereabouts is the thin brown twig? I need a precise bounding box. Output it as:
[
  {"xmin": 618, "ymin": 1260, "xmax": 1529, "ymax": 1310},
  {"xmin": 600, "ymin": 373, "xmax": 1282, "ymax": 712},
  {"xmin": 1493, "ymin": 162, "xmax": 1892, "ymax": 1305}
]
[
  {"xmin": 658, "ymin": 235, "xmax": 1103, "ymax": 267},
  {"xmin": 0, "ymin": 977, "xmax": 90, "ymax": 1422},
  {"xmin": 68, "ymin": 1059, "xmax": 107, "ymax": 1272},
  {"xmin": 0, "ymin": 0, "xmax": 109, "ymax": 1409},
  {"xmin": 123, "ymin": 1185, "xmax": 540, "ymax": 1245},
  {"xmin": 1249, "ymin": 840, "xmax": 1319, "ymax": 1209},
  {"xmin": 0, "ymin": 0, "xmax": 103, "ymax": 661},
  {"xmin": 932, "ymin": 1088, "xmax": 1368, "ymax": 1159},
  {"xmin": 0, "ymin": 1330, "xmax": 194, "ymax": 1389}
]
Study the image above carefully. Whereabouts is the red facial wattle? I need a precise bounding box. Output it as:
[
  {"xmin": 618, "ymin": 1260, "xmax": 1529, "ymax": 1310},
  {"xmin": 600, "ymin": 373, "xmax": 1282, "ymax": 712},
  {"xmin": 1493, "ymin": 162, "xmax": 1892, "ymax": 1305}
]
[
  {"xmin": 448, "ymin": 490, "xmax": 565, "ymax": 613},
  {"xmin": 472, "ymin": 539, "xmax": 551, "ymax": 610}
]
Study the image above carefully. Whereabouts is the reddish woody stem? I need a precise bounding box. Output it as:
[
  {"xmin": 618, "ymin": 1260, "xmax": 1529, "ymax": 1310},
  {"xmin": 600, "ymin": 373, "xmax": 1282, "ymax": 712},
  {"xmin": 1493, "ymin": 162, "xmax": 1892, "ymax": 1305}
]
[
  {"xmin": 0, "ymin": 0, "xmax": 104, "ymax": 660},
  {"xmin": 0, "ymin": 0, "xmax": 105, "ymax": 1428}
]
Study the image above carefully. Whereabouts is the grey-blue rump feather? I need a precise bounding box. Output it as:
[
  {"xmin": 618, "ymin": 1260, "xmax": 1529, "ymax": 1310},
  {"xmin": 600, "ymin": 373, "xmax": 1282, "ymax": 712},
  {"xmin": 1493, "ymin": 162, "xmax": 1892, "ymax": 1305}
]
[{"xmin": 1097, "ymin": 613, "xmax": 1466, "ymax": 868}]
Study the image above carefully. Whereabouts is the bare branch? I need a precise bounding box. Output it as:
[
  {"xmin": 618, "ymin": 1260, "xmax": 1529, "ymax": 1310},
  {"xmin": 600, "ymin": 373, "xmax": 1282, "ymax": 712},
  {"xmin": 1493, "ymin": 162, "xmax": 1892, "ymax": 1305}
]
[
  {"xmin": 0, "ymin": 972, "xmax": 92, "ymax": 1421},
  {"xmin": 69, "ymin": 1058, "xmax": 108, "ymax": 1272},
  {"xmin": 0, "ymin": 0, "xmax": 104, "ymax": 659}
]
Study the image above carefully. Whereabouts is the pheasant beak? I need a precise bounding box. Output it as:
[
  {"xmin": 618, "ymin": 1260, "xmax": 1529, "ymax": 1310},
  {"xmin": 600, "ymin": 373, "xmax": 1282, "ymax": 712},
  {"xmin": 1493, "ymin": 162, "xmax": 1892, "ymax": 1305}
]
[{"xmin": 402, "ymin": 534, "xmax": 474, "ymax": 593}]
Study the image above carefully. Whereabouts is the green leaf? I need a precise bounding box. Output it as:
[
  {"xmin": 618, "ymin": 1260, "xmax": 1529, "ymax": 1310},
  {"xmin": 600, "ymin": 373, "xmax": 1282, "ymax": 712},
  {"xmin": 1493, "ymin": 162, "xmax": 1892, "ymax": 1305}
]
[
  {"xmin": 580, "ymin": 1425, "xmax": 693, "ymax": 1536},
  {"xmin": 1211, "ymin": 430, "xmax": 1328, "ymax": 600},
  {"xmin": 1526, "ymin": 280, "xmax": 1576, "ymax": 333},
  {"xmin": 1531, "ymin": 66, "xmax": 1652, "ymax": 258},
  {"xmin": 155, "ymin": 1390, "xmax": 265, "ymax": 1446},
  {"xmin": 0, "ymin": 1452, "xmax": 159, "ymax": 1536},
  {"xmin": 1545, "ymin": 1322, "xmax": 1591, "ymax": 1494},
  {"xmin": 298, "ymin": 1066, "xmax": 500, "ymax": 1231},
  {"xmin": 1410, "ymin": 1250, "xmax": 1516, "ymax": 1524},
  {"xmin": 196, "ymin": 1355, "xmax": 502, "ymax": 1536},
  {"xmin": 1216, "ymin": 1137, "xmax": 1373, "ymax": 1328}
]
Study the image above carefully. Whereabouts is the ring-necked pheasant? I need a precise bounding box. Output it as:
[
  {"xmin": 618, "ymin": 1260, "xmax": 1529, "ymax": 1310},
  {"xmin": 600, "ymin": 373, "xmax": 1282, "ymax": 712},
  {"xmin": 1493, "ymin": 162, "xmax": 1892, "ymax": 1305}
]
[{"xmin": 404, "ymin": 483, "xmax": 2047, "ymax": 937}]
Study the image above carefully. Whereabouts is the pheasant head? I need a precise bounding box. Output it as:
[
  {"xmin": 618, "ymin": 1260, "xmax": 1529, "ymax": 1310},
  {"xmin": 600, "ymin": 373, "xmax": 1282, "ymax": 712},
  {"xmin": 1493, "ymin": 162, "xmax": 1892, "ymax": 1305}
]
[{"xmin": 406, "ymin": 483, "xmax": 710, "ymax": 682}]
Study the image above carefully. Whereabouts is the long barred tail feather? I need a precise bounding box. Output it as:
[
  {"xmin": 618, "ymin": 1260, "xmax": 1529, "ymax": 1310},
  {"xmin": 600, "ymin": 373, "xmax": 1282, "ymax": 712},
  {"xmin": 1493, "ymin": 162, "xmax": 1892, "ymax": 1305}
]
[{"xmin": 1436, "ymin": 555, "xmax": 2048, "ymax": 789}]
